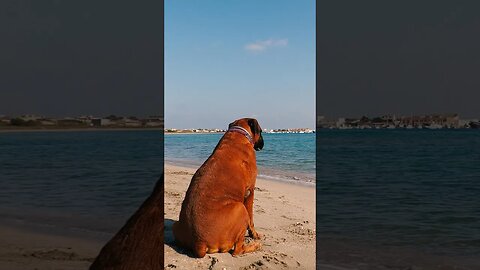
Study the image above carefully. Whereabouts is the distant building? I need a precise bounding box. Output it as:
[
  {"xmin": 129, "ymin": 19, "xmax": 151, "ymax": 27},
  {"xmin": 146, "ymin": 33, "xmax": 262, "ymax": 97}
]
[
  {"xmin": 122, "ymin": 118, "xmax": 142, "ymax": 127},
  {"xmin": 57, "ymin": 118, "xmax": 85, "ymax": 126},
  {"xmin": 317, "ymin": 116, "xmax": 336, "ymax": 128},
  {"xmin": 91, "ymin": 118, "xmax": 114, "ymax": 127},
  {"xmin": 39, "ymin": 119, "xmax": 57, "ymax": 126},
  {"xmin": 144, "ymin": 116, "xmax": 164, "ymax": 128},
  {"xmin": 20, "ymin": 114, "xmax": 42, "ymax": 121},
  {"xmin": 445, "ymin": 114, "xmax": 460, "ymax": 128},
  {"xmin": 0, "ymin": 115, "xmax": 10, "ymax": 125},
  {"xmin": 76, "ymin": 116, "xmax": 93, "ymax": 125},
  {"xmin": 145, "ymin": 121, "xmax": 163, "ymax": 127},
  {"xmin": 336, "ymin": 118, "xmax": 345, "ymax": 128}
]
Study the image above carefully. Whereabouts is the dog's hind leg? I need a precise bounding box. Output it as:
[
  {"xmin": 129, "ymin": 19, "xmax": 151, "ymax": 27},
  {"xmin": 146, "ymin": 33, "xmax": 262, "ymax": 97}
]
[
  {"xmin": 244, "ymin": 187, "xmax": 261, "ymax": 239},
  {"xmin": 231, "ymin": 203, "xmax": 262, "ymax": 256}
]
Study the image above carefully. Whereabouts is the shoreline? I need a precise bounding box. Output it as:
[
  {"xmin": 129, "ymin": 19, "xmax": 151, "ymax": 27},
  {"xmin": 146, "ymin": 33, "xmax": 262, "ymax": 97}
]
[
  {"xmin": 165, "ymin": 160, "xmax": 316, "ymax": 187},
  {"xmin": 164, "ymin": 163, "xmax": 316, "ymax": 269},
  {"xmin": 165, "ymin": 132, "xmax": 223, "ymax": 135},
  {"xmin": 0, "ymin": 127, "xmax": 164, "ymax": 133},
  {"xmin": 0, "ymin": 221, "xmax": 105, "ymax": 270}
]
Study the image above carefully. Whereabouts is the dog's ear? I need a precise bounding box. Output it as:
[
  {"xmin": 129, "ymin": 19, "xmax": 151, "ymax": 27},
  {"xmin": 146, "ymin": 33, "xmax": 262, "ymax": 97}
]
[
  {"xmin": 248, "ymin": 118, "xmax": 261, "ymax": 136},
  {"xmin": 249, "ymin": 118, "xmax": 264, "ymax": 151},
  {"xmin": 228, "ymin": 121, "xmax": 234, "ymax": 129}
]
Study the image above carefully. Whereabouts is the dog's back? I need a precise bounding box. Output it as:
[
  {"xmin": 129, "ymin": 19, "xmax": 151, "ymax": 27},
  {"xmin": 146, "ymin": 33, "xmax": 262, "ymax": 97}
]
[
  {"xmin": 173, "ymin": 118, "xmax": 264, "ymax": 258},
  {"xmin": 173, "ymin": 140, "xmax": 251, "ymax": 255}
]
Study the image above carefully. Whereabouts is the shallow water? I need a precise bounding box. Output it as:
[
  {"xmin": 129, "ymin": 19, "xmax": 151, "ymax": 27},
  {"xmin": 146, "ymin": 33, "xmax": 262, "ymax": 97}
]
[{"xmin": 165, "ymin": 133, "xmax": 316, "ymax": 184}]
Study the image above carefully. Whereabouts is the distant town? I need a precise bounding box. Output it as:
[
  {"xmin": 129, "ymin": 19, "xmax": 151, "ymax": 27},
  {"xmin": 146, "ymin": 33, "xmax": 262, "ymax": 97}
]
[
  {"xmin": 4, "ymin": 113, "xmax": 478, "ymax": 131},
  {"xmin": 318, "ymin": 114, "xmax": 480, "ymax": 129},
  {"xmin": 0, "ymin": 114, "xmax": 315, "ymax": 133},
  {"xmin": 165, "ymin": 128, "xmax": 315, "ymax": 134},
  {"xmin": 0, "ymin": 114, "xmax": 164, "ymax": 130}
]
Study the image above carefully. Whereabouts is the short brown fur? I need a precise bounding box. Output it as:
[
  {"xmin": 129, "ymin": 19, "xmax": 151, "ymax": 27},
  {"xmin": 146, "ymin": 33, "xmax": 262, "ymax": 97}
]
[
  {"xmin": 173, "ymin": 118, "xmax": 264, "ymax": 258},
  {"xmin": 90, "ymin": 176, "xmax": 164, "ymax": 270}
]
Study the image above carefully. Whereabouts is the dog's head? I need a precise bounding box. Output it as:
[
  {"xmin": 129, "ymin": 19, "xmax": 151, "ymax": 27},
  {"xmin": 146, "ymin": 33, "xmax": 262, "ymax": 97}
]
[{"xmin": 228, "ymin": 118, "xmax": 264, "ymax": 151}]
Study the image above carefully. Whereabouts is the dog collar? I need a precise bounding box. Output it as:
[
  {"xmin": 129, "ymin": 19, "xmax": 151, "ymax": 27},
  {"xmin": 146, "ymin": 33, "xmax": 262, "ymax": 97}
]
[{"xmin": 228, "ymin": 126, "xmax": 254, "ymax": 145}]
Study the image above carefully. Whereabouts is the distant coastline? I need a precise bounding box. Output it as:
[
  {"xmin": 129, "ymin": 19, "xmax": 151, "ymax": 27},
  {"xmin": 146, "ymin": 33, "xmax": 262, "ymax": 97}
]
[
  {"xmin": 0, "ymin": 127, "xmax": 163, "ymax": 133},
  {"xmin": 165, "ymin": 128, "xmax": 315, "ymax": 134},
  {"xmin": 318, "ymin": 113, "xmax": 480, "ymax": 130},
  {"xmin": 164, "ymin": 131, "xmax": 221, "ymax": 135},
  {"xmin": 0, "ymin": 114, "xmax": 164, "ymax": 130},
  {"xmin": 0, "ymin": 114, "xmax": 316, "ymax": 134},
  {"xmin": 0, "ymin": 128, "xmax": 315, "ymax": 134}
]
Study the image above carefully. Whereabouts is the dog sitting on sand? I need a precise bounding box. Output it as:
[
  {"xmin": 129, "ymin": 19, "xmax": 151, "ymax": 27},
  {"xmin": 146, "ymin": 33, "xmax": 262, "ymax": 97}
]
[{"xmin": 173, "ymin": 118, "xmax": 264, "ymax": 258}]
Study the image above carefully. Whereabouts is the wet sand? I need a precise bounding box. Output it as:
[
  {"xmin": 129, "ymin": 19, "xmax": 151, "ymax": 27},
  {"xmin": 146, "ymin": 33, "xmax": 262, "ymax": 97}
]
[
  {"xmin": 318, "ymin": 238, "xmax": 480, "ymax": 270},
  {"xmin": 0, "ymin": 223, "xmax": 105, "ymax": 270}
]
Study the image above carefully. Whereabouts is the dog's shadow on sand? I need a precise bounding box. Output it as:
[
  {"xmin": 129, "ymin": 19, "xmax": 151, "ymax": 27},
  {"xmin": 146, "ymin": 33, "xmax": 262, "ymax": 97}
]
[{"xmin": 164, "ymin": 218, "xmax": 198, "ymax": 258}]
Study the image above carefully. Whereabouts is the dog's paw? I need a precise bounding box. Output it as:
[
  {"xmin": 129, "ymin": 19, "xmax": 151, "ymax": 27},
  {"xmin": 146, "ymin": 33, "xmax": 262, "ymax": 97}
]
[{"xmin": 250, "ymin": 231, "xmax": 262, "ymax": 240}]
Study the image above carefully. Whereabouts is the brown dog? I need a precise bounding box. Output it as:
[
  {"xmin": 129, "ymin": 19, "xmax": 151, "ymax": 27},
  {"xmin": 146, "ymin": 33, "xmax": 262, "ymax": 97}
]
[
  {"xmin": 173, "ymin": 118, "xmax": 264, "ymax": 258},
  {"xmin": 90, "ymin": 175, "xmax": 164, "ymax": 270}
]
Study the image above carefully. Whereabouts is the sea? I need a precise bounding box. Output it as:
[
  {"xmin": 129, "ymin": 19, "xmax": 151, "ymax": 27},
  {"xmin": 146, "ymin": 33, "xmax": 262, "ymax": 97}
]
[
  {"xmin": 0, "ymin": 130, "xmax": 314, "ymax": 237},
  {"xmin": 0, "ymin": 130, "xmax": 163, "ymax": 237},
  {"xmin": 164, "ymin": 132, "xmax": 316, "ymax": 184},
  {"xmin": 317, "ymin": 129, "xmax": 480, "ymax": 268}
]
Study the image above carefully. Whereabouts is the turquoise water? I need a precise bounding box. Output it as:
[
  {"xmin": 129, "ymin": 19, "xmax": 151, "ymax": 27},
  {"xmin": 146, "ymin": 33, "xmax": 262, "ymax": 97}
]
[
  {"xmin": 317, "ymin": 129, "xmax": 480, "ymax": 260},
  {"xmin": 165, "ymin": 133, "xmax": 316, "ymax": 184}
]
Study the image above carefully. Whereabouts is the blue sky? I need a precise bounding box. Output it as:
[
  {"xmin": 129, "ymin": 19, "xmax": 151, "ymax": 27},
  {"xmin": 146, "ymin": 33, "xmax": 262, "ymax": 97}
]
[{"xmin": 165, "ymin": 0, "xmax": 315, "ymax": 130}]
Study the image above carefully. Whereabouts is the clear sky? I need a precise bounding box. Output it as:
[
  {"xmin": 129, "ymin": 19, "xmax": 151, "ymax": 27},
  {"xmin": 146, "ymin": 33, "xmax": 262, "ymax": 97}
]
[{"xmin": 165, "ymin": 0, "xmax": 316, "ymax": 130}]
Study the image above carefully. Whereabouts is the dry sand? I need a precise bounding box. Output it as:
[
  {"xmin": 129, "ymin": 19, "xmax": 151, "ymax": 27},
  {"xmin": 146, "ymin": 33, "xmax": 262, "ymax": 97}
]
[{"xmin": 164, "ymin": 164, "xmax": 316, "ymax": 270}]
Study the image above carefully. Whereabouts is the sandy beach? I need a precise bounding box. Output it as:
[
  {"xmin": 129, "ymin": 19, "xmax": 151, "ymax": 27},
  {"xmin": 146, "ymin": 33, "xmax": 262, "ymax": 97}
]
[
  {"xmin": 164, "ymin": 163, "xmax": 316, "ymax": 269},
  {"xmin": 0, "ymin": 127, "xmax": 163, "ymax": 133},
  {"xmin": 0, "ymin": 223, "xmax": 105, "ymax": 270}
]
